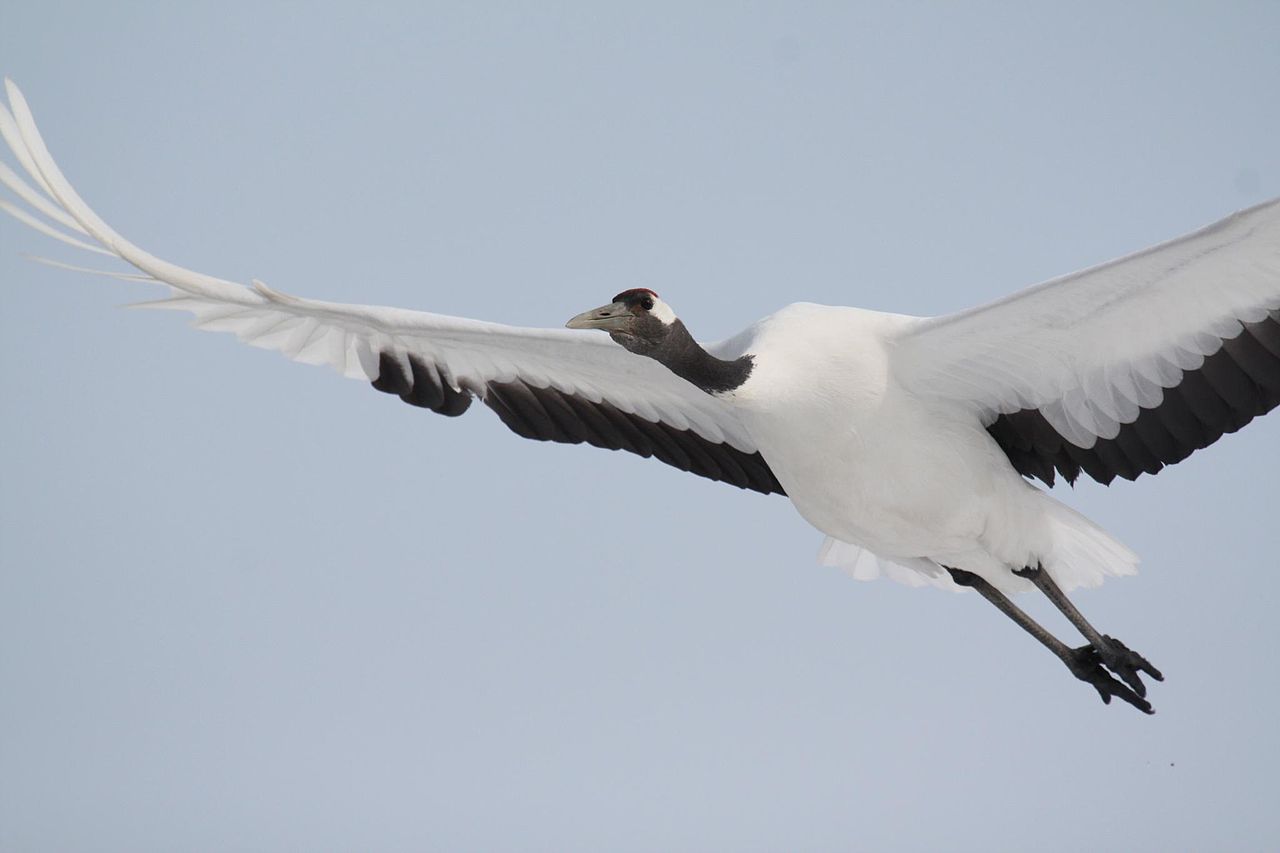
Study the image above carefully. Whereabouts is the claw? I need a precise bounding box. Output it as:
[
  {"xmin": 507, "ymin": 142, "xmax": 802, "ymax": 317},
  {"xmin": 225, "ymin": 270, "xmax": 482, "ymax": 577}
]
[
  {"xmin": 1064, "ymin": 646, "xmax": 1155, "ymax": 714},
  {"xmin": 1096, "ymin": 635, "xmax": 1164, "ymax": 699}
]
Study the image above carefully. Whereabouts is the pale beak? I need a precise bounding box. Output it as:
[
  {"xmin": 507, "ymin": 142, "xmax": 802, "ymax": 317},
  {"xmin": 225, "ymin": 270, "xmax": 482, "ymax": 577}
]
[{"xmin": 565, "ymin": 301, "xmax": 632, "ymax": 331}]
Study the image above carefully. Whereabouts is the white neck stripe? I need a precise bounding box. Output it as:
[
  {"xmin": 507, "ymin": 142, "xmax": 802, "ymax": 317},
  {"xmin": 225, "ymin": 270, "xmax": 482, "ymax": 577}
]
[{"xmin": 651, "ymin": 297, "xmax": 677, "ymax": 326}]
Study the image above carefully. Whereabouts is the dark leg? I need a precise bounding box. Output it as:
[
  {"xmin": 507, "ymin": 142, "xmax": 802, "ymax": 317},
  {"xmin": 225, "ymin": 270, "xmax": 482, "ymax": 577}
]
[
  {"xmin": 1013, "ymin": 564, "xmax": 1163, "ymax": 697},
  {"xmin": 946, "ymin": 567, "xmax": 1154, "ymax": 714}
]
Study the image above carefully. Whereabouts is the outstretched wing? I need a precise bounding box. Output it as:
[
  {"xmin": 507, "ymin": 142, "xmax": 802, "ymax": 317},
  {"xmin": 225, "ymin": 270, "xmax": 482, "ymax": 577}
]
[
  {"xmin": 894, "ymin": 197, "xmax": 1280, "ymax": 486},
  {"xmin": 0, "ymin": 80, "xmax": 782, "ymax": 496}
]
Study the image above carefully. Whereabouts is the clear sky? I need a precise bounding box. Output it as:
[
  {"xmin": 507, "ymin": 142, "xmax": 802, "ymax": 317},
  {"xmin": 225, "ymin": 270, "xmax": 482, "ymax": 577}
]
[{"xmin": 1, "ymin": 3, "xmax": 1278, "ymax": 851}]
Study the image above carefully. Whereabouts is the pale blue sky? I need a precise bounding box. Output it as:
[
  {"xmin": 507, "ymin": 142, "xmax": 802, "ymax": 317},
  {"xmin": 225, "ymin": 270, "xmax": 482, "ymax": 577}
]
[{"xmin": 2, "ymin": 3, "xmax": 1278, "ymax": 851}]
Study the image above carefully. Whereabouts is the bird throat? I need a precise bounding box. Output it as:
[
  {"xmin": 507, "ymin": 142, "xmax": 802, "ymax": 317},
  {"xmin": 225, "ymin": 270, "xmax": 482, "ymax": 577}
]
[{"xmin": 614, "ymin": 319, "xmax": 754, "ymax": 396}]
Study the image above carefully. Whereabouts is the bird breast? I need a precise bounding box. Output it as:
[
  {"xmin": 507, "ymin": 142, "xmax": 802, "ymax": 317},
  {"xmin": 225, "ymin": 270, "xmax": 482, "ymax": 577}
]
[{"xmin": 726, "ymin": 303, "xmax": 1011, "ymax": 556}]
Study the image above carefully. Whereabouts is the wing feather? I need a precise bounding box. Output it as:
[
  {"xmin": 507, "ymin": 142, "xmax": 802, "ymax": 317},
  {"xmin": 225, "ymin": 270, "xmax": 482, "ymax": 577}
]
[
  {"xmin": 896, "ymin": 198, "xmax": 1280, "ymax": 485},
  {"xmin": 0, "ymin": 79, "xmax": 779, "ymax": 495}
]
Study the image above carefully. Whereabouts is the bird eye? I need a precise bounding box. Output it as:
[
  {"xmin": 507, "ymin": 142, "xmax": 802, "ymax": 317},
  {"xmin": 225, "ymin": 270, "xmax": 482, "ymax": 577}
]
[{"xmin": 640, "ymin": 297, "xmax": 654, "ymax": 310}]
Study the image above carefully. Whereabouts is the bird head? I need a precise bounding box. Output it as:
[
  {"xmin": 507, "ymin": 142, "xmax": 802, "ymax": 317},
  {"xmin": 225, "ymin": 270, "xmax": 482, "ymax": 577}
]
[{"xmin": 565, "ymin": 288, "xmax": 677, "ymax": 355}]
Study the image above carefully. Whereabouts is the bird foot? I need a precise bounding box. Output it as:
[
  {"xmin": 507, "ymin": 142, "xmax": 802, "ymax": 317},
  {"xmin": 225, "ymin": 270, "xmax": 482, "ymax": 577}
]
[
  {"xmin": 1095, "ymin": 634, "xmax": 1164, "ymax": 698},
  {"xmin": 1064, "ymin": 645, "xmax": 1155, "ymax": 714}
]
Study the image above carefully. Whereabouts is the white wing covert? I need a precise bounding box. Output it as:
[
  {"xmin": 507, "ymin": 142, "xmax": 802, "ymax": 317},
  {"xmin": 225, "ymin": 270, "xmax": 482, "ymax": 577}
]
[
  {"xmin": 894, "ymin": 198, "xmax": 1280, "ymax": 486},
  {"xmin": 0, "ymin": 81, "xmax": 782, "ymax": 495}
]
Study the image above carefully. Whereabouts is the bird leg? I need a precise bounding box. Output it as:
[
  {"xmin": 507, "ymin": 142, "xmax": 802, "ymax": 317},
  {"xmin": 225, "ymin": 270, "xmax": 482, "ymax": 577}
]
[
  {"xmin": 945, "ymin": 567, "xmax": 1154, "ymax": 714},
  {"xmin": 1012, "ymin": 564, "xmax": 1163, "ymax": 699}
]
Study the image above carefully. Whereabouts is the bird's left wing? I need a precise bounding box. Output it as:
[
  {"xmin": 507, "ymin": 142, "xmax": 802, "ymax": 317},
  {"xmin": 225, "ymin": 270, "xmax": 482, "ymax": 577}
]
[
  {"xmin": 0, "ymin": 81, "xmax": 782, "ymax": 495},
  {"xmin": 893, "ymin": 198, "xmax": 1280, "ymax": 486}
]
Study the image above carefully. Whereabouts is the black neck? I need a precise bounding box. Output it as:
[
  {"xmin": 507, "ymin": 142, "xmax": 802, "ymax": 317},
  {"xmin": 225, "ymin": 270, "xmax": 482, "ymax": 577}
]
[{"xmin": 624, "ymin": 319, "xmax": 754, "ymax": 395}]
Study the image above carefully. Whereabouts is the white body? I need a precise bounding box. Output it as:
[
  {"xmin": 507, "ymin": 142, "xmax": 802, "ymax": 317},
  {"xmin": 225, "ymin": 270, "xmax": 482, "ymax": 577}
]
[{"xmin": 718, "ymin": 304, "xmax": 1132, "ymax": 593}]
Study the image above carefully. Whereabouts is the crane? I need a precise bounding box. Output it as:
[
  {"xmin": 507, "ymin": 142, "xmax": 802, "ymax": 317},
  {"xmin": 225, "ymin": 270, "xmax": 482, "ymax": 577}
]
[{"xmin": 3, "ymin": 79, "xmax": 1277, "ymax": 714}]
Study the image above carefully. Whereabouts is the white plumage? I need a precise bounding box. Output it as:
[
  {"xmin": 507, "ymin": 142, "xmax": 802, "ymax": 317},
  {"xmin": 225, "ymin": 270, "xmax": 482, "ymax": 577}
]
[
  {"xmin": 4, "ymin": 79, "xmax": 1277, "ymax": 712},
  {"xmin": 709, "ymin": 303, "xmax": 1146, "ymax": 594},
  {"xmin": 896, "ymin": 201, "xmax": 1280, "ymax": 445}
]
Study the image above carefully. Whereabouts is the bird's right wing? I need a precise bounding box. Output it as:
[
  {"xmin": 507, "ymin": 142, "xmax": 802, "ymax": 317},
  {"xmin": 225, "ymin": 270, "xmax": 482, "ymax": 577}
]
[{"xmin": 0, "ymin": 80, "xmax": 782, "ymax": 495}]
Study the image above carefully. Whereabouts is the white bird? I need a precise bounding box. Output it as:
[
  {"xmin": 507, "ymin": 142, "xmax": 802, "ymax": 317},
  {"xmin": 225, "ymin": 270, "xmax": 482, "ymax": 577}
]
[{"xmin": 3, "ymin": 80, "xmax": 1277, "ymax": 714}]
